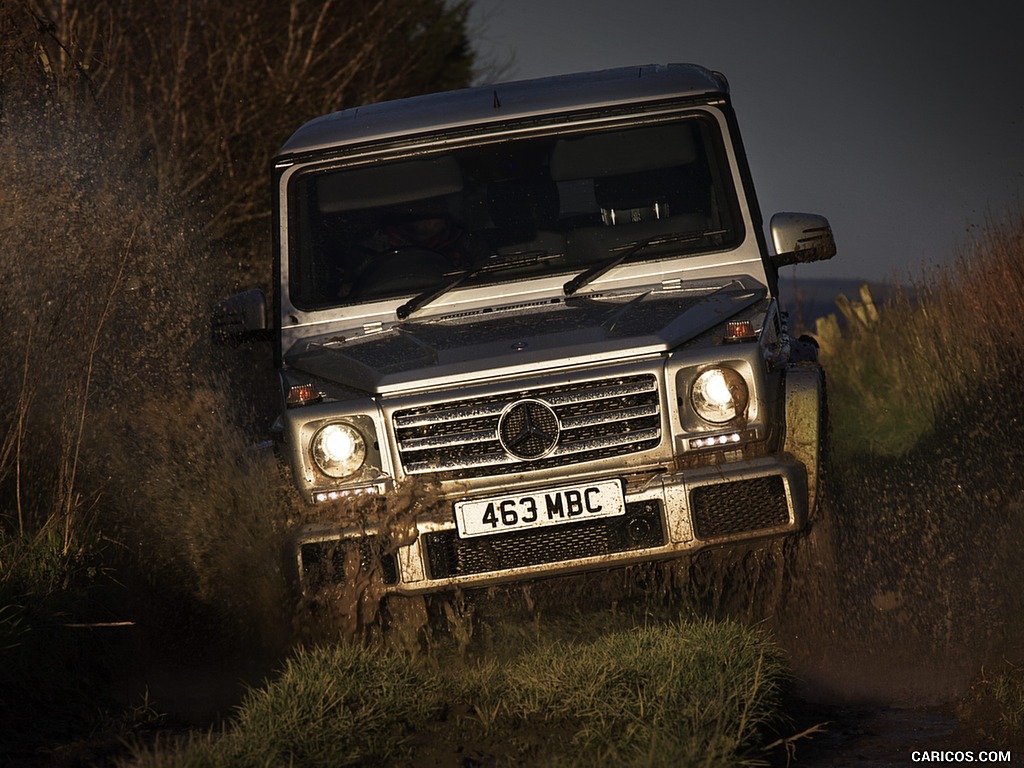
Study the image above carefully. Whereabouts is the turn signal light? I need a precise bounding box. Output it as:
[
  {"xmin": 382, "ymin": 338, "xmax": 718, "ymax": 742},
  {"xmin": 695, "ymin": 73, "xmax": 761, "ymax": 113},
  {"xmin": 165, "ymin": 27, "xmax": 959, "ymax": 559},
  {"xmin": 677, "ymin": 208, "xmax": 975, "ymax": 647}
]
[
  {"xmin": 287, "ymin": 383, "xmax": 322, "ymax": 407},
  {"xmin": 724, "ymin": 320, "xmax": 757, "ymax": 343}
]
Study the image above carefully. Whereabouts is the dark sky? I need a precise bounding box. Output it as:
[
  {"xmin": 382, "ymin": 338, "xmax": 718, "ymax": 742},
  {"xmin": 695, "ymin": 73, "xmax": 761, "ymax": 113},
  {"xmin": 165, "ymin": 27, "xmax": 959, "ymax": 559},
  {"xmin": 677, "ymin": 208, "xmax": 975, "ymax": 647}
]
[{"xmin": 467, "ymin": 0, "xmax": 1024, "ymax": 282}]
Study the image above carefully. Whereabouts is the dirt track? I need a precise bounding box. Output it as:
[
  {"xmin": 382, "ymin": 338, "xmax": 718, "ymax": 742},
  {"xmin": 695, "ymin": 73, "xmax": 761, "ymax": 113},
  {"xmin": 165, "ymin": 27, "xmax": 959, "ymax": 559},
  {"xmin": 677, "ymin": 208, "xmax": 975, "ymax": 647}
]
[{"xmin": 36, "ymin": 408, "xmax": 1023, "ymax": 767}]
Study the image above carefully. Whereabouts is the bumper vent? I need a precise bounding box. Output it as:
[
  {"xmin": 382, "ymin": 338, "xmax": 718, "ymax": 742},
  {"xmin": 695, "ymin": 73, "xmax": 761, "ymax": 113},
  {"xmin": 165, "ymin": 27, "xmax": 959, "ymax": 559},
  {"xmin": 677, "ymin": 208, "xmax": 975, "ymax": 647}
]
[
  {"xmin": 394, "ymin": 374, "xmax": 661, "ymax": 479},
  {"xmin": 690, "ymin": 475, "xmax": 790, "ymax": 539},
  {"xmin": 300, "ymin": 539, "xmax": 400, "ymax": 588},
  {"xmin": 424, "ymin": 500, "xmax": 665, "ymax": 579}
]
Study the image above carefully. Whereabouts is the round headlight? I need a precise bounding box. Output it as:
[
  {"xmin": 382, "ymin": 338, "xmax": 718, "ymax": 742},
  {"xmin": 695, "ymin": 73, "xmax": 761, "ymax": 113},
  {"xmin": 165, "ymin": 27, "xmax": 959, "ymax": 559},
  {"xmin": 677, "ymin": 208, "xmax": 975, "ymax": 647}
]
[
  {"xmin": 690, "ymin": 367, "xmax": 748, "ymax": 424},
  {"xmin": 311, "ymin": 423, "xmax": 366, "ymax": 478}
]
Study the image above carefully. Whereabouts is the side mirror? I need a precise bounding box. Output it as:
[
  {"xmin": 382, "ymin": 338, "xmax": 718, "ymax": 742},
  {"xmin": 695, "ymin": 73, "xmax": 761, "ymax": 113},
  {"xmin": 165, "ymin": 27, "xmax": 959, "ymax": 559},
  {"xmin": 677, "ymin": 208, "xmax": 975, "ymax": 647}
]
[
  {"xmin": 211, "ymin": 288, "xmax": 269, "ymax": 345},
  {"xmin": 769, "ymin": 212, "xmax": 836, "ymax": 267}
]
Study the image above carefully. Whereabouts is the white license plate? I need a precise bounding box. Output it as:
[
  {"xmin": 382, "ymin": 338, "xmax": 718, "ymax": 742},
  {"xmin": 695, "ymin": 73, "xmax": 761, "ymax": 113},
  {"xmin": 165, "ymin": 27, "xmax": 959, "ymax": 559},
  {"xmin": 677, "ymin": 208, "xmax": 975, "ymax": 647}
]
[{"xmin": 455, "ymin": 479, "xmax": 626, "ymax": 538}]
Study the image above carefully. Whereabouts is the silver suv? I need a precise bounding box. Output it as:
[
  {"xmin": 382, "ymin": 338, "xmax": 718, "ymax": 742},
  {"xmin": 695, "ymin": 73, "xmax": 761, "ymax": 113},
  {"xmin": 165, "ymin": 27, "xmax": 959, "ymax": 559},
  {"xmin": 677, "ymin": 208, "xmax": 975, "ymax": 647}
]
[{"xmin": 217, "ymin": 64, "xmax": 835, "ymax": 596}]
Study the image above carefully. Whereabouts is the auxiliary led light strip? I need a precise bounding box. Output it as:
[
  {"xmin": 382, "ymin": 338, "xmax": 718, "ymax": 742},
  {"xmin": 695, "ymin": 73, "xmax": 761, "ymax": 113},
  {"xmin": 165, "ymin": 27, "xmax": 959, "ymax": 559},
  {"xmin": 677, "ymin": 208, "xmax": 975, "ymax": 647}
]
[
  {"xmin": 313, "ymin": 486, "xmax": 380, "ymax": 503},
  {"xmin": 688, "ymin": 428, "xmax": 758, "ymax": 450}
]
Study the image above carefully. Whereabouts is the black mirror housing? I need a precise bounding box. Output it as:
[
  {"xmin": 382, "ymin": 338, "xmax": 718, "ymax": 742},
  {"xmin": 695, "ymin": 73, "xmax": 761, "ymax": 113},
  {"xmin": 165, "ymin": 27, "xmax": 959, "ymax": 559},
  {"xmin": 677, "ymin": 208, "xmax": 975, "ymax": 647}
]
[{"xmin": 211, "ymin": 288, "xmax": 269, "ymax": 345}]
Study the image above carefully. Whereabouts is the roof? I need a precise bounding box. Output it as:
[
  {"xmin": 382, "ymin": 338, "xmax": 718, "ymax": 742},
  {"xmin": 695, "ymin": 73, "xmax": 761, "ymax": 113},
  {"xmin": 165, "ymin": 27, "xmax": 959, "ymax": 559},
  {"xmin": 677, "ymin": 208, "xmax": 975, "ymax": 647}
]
[{"xmin": 277, "ymin": 63, "xmax": 728, "ymax": 158}]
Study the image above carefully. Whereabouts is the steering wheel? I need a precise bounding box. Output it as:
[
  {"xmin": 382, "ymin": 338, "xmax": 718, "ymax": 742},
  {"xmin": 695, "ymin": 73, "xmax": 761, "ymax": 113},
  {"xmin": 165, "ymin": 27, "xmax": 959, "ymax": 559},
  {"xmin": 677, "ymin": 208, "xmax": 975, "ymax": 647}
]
[{"xmin": 354, "ymin": 247, "xmax": 454, "ymax": 298}]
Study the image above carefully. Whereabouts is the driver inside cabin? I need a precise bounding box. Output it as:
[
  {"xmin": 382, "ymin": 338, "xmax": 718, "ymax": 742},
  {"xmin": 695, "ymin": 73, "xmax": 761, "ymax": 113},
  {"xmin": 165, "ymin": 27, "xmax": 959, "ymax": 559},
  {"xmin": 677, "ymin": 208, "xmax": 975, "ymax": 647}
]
[
  {"xmin": 336, "ymin": 195, "xmax": 491, "ymax": 300},
  {"xmin": 369, "ymin": 196, "xmax": 489, "ymax": 269}
]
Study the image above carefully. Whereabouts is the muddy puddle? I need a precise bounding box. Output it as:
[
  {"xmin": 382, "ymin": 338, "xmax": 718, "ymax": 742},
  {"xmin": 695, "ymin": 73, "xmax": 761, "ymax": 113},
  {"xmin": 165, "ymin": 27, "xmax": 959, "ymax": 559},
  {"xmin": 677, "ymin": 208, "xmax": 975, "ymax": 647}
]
[{"xmin": 774, "ymin": 704, "xmax": 1005, "ymax": 767}]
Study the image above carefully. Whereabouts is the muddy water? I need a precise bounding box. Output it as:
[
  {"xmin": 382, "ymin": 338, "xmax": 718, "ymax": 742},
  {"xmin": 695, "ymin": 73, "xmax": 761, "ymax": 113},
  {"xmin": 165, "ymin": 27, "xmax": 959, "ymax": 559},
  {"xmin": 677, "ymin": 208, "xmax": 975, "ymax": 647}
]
[
  {"xmin": 774, "ymin": 705, "xmax": 1005, "ymax": 767},
  {"xmin": 759, "ymin": 453, "xmax": 1024, "ymax": 765}
]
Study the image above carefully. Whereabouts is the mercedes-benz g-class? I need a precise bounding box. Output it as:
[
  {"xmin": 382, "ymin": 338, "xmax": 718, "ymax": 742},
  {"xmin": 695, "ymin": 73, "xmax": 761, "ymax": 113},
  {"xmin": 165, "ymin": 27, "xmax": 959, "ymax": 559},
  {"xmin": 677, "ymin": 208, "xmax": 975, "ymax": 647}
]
[{"xmin": 217, "ymin": 63, "xmax": 836, "ymax": 596}]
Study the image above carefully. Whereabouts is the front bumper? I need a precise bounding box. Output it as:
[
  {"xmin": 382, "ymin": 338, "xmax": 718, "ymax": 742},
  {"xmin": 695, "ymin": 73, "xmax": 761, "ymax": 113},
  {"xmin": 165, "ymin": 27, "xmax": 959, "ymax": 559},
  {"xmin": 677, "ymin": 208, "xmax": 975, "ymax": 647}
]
[{"xmin": 295, "ymin": 454, "xmax": 808, "ymax": 595}]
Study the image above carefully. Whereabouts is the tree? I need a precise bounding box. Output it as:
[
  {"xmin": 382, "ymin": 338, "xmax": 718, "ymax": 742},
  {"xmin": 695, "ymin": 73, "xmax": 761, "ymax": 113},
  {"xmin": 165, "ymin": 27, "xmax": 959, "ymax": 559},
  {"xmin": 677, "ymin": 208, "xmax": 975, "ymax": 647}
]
[{"xmin": 5, "ymin": 0, "xmax": 476, "ymax": 285}]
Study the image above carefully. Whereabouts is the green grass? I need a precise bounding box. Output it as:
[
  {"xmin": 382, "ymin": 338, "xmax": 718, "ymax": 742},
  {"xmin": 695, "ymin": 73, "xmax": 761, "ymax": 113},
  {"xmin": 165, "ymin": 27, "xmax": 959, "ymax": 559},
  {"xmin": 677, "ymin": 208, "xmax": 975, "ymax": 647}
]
[
  {"xmin": 990, "ymin": 668, "xmax": 1024, "ymax": 737},
  {"xmin": 475, "ymin": 619, "xmax": 788, "ymax": 767},
  {"xmin": 129, "ymin": 619, "xmax": 788, "ymax": 768},
  {"xmin": 960, "ymin": 663, "xmax": 1024, "ymax": 751}
]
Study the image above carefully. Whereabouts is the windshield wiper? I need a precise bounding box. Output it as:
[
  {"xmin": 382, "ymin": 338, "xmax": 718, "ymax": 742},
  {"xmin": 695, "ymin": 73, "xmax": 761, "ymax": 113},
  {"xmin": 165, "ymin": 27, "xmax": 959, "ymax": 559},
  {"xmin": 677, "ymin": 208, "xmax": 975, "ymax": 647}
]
[
  {"xmin": 562, "ymin": 229, "xmax": 724, "ymax": 296},
  {"xmin": 397, "ymin": 250, "xmax": 558, "ymax": 320}
]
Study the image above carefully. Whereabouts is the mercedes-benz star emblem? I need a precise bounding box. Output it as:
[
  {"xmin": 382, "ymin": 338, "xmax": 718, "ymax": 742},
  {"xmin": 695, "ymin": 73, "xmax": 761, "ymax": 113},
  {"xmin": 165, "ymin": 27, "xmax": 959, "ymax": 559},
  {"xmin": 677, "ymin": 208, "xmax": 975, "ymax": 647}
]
[{"xmin": 498, "ymin": 399, "xmax": 560, "ymax": 460}]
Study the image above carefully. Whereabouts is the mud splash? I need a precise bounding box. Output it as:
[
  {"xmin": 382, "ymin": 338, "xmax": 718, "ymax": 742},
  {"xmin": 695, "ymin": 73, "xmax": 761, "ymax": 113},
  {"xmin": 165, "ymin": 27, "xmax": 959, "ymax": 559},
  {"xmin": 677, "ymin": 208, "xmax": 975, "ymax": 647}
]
[
  {"xmin": 778, "ymin": 440, "xmax": 1024, "ymax": 709},
  {"xmin": 293, "ymin": 478, "xmax": 447, "ymax": 649}
]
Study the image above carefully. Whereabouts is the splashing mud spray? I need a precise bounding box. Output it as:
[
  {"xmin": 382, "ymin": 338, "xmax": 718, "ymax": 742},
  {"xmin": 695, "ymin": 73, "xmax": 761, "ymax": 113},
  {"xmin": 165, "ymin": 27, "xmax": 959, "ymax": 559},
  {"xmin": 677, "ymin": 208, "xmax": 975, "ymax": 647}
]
[{"xmin": 293, "ymin": 479, "xmax": 445, "ymax": 649}]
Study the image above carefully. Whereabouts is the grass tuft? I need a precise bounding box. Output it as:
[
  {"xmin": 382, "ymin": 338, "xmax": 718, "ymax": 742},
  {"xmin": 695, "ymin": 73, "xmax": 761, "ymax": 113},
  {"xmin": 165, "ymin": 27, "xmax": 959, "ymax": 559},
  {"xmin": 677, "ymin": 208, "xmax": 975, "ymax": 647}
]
[{"xmin": 129, "ymin": 619, "xmax": 788, "ymax": 767}]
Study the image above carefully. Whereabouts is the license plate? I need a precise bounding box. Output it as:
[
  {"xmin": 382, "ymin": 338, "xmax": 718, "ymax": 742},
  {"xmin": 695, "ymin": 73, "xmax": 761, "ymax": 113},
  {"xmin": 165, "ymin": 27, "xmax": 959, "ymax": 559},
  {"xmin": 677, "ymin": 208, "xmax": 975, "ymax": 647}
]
[{"xmin": 455, "ymin": 479, "xmax": 625, "ymax": 538}]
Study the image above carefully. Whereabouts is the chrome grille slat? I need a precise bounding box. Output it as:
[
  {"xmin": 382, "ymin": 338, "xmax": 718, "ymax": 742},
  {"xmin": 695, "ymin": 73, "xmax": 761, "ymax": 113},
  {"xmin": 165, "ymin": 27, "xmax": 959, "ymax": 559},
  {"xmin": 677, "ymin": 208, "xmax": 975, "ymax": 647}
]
[
  {"xmin": 393, "ymin": 401, "xmax": 507, "ymax": 428},
  {"xmin": 558, "ymin": 403, "xmax": 659, "ymax": 430},
  {"xmin": 393, "ymin": 374, "xmax": 661, "ymax": 478},
  {"xmin": 398, "ymin": 428, "xmax": 498, "ymax": 451},
  {"xmin": 404, "ymin": 450, "xmax": 511, "ymax": 474},
  {"xmin": 553, "ymin": 427, "xmax": 661, "ymax": 457},
  {"xmin": 544, "ymin": 380, "xmax": 657, "ymax": 406}
]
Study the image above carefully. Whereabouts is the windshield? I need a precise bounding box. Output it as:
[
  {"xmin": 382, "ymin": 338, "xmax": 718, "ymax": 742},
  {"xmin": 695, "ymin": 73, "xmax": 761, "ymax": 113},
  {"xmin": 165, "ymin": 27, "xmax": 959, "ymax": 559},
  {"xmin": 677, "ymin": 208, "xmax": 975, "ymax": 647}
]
[{"xmin": 288, "ymin": 114, "xmax": 742, "ymax": 311}]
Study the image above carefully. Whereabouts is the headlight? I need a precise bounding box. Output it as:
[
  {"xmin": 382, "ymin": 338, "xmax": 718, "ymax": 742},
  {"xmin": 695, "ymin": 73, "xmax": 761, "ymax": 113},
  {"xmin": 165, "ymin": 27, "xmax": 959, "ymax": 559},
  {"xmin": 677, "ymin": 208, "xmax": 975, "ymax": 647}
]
[
  {"xmin": 311, "ymin": 422, "xmax": 366, "ymax": 478},
  {"xmin": 690, "ymin": 367, "xmax": 748, "ymax": 424}
]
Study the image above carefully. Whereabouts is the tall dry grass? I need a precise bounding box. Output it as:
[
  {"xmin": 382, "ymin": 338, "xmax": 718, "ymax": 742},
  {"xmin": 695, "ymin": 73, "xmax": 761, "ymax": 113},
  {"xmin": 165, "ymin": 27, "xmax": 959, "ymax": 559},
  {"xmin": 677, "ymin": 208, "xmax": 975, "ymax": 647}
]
[
  {"xmin": 805, "ymin": 214, "xmax": 1024, "ymax": 727},
  {"xmin": 819, "ymin": 212, "xmax": 1024, "ymax": 457},
  {"xmin": 0, "ymin": 104, "xmax": 273, "ymax": 586},
  {"xmin": 1, "ymin": 0, "xmax": 480, "ymax": 644}
]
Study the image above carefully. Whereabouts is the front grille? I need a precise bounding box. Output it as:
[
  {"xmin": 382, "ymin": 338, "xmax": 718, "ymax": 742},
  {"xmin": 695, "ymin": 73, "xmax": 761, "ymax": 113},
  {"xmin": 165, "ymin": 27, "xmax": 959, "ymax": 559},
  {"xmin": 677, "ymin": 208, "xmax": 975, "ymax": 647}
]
[
  {"xmin": 690, "ymin": 475, "xmax": 790, "ymax": 539},
  {"xmin": 425, "ymin": 500, "xmax": 665, "ymax": 579},
  {"xmin": 300, "ymin": 539, "xmax": 400, "ymax": 588},
  {"xmin": 394, "ymin": 374, "xmax": 661, "ymax": 479}
]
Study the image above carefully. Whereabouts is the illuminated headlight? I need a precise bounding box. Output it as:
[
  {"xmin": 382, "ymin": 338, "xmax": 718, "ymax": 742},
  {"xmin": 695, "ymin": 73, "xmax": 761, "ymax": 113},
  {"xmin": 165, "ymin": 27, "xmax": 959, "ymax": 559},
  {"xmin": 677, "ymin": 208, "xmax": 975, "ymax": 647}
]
[
  {"xmin": 311, "ymin": 423, "xmax": 366, "ymax": 478},
  {"xmin": 690, "ymin": 367, "xmax": 749, "ymax": 424}
]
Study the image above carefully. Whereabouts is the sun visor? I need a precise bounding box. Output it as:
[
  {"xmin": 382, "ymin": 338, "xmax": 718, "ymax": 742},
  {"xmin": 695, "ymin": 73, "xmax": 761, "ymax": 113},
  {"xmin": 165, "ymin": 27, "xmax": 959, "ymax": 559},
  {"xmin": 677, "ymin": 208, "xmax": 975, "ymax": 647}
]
[
  {"xmin": 317, "ymin": 156, "xmax": 462, "ymax": 212},
  {"xmin": 549, "ymin": 123, "xmax": 697, "ymax": 181}
]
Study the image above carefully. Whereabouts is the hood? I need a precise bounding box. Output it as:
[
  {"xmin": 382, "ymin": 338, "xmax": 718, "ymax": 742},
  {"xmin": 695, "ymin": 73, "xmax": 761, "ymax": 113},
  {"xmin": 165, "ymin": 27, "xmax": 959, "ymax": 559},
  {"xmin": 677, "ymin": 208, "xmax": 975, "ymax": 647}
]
[{"xmin": 285, "ymin": 278, "xmax": 766, "ymax": 395}]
